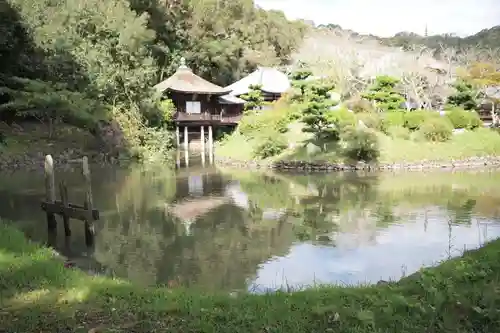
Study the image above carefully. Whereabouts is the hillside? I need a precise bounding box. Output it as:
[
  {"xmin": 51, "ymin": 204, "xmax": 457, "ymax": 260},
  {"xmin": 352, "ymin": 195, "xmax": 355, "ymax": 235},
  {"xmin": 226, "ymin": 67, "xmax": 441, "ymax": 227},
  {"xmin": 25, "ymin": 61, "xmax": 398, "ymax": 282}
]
[
  {"xmin": 382, "ymin": 26, "xmax": 500, "ymax": 50},
  {"xmin": 318, "ymin": 23, "xmax": 500, "ymax": 50},
  {"xmin": 0, "ymin": 0, "xmax": 307, "ymax": 162}
]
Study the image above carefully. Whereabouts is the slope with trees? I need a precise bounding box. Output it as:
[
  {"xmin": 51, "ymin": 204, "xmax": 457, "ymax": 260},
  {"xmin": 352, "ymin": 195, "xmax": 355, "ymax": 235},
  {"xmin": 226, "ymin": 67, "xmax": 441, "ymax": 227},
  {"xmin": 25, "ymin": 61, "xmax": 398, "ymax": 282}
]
[{"xmin": 0, "ymin": 0, "xmax": 307, "ymax": 164}]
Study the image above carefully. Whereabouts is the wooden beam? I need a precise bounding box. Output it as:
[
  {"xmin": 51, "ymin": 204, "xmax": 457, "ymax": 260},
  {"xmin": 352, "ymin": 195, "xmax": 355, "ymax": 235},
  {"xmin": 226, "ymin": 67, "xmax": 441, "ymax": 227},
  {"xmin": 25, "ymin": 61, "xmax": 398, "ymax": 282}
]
[{"xmin": 41, "ymin": 201, "xmax": 99, "ymax": 221}]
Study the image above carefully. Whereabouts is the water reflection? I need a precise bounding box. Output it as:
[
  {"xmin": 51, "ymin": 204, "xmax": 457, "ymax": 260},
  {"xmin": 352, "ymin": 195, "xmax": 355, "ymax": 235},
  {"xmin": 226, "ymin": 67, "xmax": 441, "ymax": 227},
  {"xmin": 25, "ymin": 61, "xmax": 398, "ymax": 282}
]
[{"xmin": 1, "ymin": 166, "xmax": 500, "ymax": 292}]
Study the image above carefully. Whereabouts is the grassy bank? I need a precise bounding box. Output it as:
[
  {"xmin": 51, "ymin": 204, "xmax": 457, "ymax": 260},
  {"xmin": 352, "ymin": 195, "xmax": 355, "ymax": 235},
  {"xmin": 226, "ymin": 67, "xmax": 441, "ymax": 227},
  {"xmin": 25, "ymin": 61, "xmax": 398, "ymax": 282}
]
[
  {"xmin": 216, "ymin": 105, "xmax": 500, "ymax": 165},
  {"xmin": 0, "ymin": 122, "xmax": 105, "ymax": 164},
  {"xmin": 1, "ymin": 223, "xmax": 500, "ymax": 332}
]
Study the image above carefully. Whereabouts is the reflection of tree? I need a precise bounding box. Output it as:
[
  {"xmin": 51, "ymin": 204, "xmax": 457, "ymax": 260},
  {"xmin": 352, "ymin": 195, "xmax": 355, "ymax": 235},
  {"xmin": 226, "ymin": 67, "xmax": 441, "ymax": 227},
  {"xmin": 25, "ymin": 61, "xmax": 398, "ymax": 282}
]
[
  {"xmin": 94, "ymin": 166, "xmax": 177, "ymax": 286},
  {"xmin": 446, "ymin": 191, "xmax": 476, "ymax": 225},
  {"xmin": 289, "ymin": 174, "xmax": 378, "ymax": 245}
]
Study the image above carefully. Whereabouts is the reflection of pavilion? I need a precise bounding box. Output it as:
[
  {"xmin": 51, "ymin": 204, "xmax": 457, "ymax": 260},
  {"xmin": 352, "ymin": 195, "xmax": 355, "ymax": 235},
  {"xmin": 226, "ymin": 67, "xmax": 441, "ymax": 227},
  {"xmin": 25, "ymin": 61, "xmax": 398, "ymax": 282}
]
[{"xmin": 165, "ymin": 170, "xmax": 230, "ymax": 234}]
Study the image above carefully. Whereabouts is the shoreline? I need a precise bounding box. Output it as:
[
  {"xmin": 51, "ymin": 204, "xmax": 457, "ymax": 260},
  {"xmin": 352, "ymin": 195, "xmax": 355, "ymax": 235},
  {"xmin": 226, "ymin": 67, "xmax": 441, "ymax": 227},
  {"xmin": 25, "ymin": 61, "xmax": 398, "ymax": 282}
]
[
  {"xmin": 3, "ymin": 149, "xmax": 500, "ymax": 173},
  {"xmin": 214, "ymin": 155, "xmax": 500, "ymax": 172},
  {"xmin": 0, "ymin": 151, "xmax": 130, "ymax": 173}
]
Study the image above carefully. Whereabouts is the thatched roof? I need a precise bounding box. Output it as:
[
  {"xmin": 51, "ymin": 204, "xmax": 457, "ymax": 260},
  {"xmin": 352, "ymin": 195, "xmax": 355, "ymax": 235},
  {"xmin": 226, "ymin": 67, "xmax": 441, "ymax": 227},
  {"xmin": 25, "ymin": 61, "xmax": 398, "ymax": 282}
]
[
  {"xmin": 154, "ymin": 58, "xmax": 230, "ymax": 95},
  {"xmin": 225, "ymin": 67, "xmax": 291, "ymax": 96}
]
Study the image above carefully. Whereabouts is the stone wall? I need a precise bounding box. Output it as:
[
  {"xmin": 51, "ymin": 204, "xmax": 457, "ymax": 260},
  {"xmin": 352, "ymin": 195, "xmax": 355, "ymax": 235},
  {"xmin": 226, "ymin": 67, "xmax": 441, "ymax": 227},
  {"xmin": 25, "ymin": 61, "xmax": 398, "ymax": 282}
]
[{"xmin": 215, "ymin": 156, "xmax": 500, "ymax": 172}]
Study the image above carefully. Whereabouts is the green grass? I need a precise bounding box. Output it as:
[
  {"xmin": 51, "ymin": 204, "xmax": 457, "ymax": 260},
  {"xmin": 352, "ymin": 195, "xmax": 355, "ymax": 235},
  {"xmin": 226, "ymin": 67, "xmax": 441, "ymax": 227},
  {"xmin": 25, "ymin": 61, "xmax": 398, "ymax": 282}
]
[{"xmin": 2, "ymin": 222, "xmax": 500, "ymax": 332}]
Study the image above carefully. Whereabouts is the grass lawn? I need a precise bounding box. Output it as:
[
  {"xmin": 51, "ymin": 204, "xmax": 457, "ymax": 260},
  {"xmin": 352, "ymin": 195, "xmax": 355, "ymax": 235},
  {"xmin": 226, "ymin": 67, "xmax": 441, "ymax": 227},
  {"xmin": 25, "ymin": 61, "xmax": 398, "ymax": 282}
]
[{"xmin": 2, "ymin": 222, "xmax": 500, "ymax": 332}]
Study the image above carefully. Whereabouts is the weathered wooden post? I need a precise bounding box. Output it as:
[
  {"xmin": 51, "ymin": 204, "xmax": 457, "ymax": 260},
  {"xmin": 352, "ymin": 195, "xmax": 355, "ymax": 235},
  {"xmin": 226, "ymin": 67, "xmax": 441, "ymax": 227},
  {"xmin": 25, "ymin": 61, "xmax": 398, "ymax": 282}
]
[
  {"xmin": 82, "ymin": 156, "xmax": 95, "ymax": 247},
  {"xmin": 58, "ymin": 181, "xmax": 71, "ymax": 237},
  {"xmin": 44, "ymin": 155, "xmax": 57, "ymax": 246},
  {"xmin": 175, "ymin": 126, "xmax": 180, "ymax": 147}
]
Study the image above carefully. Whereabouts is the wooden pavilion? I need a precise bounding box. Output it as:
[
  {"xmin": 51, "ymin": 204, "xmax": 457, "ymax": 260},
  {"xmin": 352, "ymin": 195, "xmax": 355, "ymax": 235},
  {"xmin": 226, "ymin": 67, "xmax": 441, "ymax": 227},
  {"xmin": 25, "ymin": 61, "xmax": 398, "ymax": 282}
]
[{"xmin": 153, "ymin": 58, "xmax": 245, "ymax": 149}]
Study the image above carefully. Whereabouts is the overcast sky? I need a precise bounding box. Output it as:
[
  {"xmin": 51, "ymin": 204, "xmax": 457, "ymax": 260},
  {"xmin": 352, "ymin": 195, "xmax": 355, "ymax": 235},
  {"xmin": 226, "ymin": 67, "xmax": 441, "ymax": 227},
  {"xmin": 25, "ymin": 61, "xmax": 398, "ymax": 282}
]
[{"xmin": 254, "ymin": 0, "xmax": 500, "ymax": 37}]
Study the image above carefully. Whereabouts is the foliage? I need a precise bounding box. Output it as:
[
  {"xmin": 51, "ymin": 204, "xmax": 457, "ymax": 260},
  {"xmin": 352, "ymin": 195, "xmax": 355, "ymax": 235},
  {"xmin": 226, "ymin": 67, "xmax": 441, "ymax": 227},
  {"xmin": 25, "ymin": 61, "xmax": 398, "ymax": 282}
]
[
  {"xmin": 289, "ymin": 69, "xmax": 313, "ymax": 103},
  {"xmin": 381, "ymin": 112, "xmax": 405, "ymax": 132},
  {"xmin": 341, "ymin": 126, "xmax": 380, "ymax": 162},
  {"xmin": 357, "ymin": 112, "xmax": 384, "ymax": 130},
  {"xmin": 446, "ymin": 107, "xmax": 483, "ymax": 130},
  {"xmin": 240, "ymin": 84, "xmax": 265, "ymax": 111},
  {"xmin": 158, "ymin": 99, "xmax": 176, "ymax": 129},
  {"xmin": 403, "ymin": 110, "xmax": 438, "ymax": 131},
  {"xmin": 301, "ymin": 83, "xmax": 339, "ymax": 145},
  {"xmin": 387, "ymin": 126, "xmax": 411, "ymax": 140},
  {"xmin": 253, "ymin": 135, "xmax": 287, "ymax": 158},
  {"xmin": 417, "ymin": 117, "xmax": 454, "ymax": 142},
  {"xmin": 0, "ymin": 77, "xmax": 105, "ymax": 136},
  {"xmin": 326, "ymin": 107, "xmax": 356, "ymax": 127},
  {"xmin": 361, "ymin": 76, "xmax": 405, "ymax": 112},
  {"xmin": 446, "ymin": 81, "xmax": 479, "ymax": 111},
  {"xmin": 462, "ymin": 62, "xmax": 500, "ymax": 87}
]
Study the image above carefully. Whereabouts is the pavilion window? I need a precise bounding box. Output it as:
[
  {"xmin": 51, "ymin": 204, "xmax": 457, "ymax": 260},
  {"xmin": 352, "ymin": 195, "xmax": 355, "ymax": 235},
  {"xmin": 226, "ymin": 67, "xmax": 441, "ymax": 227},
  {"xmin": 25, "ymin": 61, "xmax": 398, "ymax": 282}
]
[{"xmin": 186, "ymin": 101, "xmax": 201, "ymax": 114}]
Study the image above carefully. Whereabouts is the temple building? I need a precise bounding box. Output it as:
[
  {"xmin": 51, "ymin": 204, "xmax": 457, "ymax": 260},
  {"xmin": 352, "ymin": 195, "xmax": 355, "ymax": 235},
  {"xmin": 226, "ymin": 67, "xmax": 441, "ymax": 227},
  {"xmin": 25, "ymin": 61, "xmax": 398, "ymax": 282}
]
[
  {"xmin": 223, "ymin": 67, "xmax": 291, "ymax": 105},
  {"xmin": 153, "ymin": 58, "xmax": 245, "ymax": 149}
]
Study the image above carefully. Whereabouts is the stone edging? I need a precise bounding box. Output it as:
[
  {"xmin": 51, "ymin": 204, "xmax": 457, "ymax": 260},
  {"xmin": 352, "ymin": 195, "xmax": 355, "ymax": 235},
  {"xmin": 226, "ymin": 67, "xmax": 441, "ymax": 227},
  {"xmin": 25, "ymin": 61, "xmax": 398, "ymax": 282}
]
[{"xmin": 214, "ymin": 155, "xmax": 500, "ymax": 172}]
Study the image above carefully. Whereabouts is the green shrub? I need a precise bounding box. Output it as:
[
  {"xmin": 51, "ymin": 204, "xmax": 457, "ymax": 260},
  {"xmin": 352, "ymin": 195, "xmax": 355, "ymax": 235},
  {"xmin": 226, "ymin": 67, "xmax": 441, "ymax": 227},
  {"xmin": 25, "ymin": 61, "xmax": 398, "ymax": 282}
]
[
  {"xmin": 387, "ymin": 126, "xmax": 411, "ymax": 140},
  {"xmin": 383, "ymin": 111, "xmax": 405, "ymax": 126},
  {"xmin": 253, "ymin": 135, "xmax": 288, "ymax": 159},
  {"xmin": 417, "ymin": 117, "xmax": 453, "ymax": 142},
  {"xmin": 381, "ymin": 112, "xmax": 405, "ymax": 133},
  {"xmin": 404, "ymin": 110, "xmax": 438, "ymax": 130},
  {"xmin": 238, "ymin": 115, "xmax": 260, "ymax": 135},
  {"xmin": 327, "ymin": 107, "xmax": 356, "ymax": 127},
  {"xmin": 356, "ymin": 112, "xmax": 383, "ymax": 130},
  {"xmin": 341, "ymin": 126, "xmax": 380, "ymax": 162},
  {"xmin": 446, "ymin": 107, "xmax": 483, "ymax": 130},
  {"xmin": 275, "ymin": 117, "xmax": 289, "ymax": 133}
]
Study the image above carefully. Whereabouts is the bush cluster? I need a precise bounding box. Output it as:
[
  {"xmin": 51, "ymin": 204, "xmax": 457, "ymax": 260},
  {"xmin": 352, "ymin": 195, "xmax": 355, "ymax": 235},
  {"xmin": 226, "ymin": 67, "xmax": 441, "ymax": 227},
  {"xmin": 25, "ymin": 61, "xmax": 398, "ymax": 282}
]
[
  {"xmin": 254, "ymin": 135, "xmax": 288, "ymax": 159},
  {"xmin": 340, "ymin": 126, "xmax": 380, "ymax": 162},
  {"xmin": 355, "ymin": 107, "xmax": 483, "ymax": 144}
]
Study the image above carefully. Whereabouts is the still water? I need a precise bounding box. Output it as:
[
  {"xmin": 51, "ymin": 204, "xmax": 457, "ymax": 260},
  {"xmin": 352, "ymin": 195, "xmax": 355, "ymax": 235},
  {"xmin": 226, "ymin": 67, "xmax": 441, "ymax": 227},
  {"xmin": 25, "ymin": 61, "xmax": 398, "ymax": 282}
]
[{"xmin": 1, "ymin": 161, "xmax": 500, "ymax": 292}]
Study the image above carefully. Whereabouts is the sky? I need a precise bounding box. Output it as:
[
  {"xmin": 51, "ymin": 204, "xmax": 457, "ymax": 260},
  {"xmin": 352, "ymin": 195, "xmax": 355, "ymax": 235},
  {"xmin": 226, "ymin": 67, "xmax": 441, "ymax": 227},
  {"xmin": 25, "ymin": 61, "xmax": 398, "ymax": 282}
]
[{"xmin": 254, "ymin": 0, "xmax": 500, "ymax": 37}]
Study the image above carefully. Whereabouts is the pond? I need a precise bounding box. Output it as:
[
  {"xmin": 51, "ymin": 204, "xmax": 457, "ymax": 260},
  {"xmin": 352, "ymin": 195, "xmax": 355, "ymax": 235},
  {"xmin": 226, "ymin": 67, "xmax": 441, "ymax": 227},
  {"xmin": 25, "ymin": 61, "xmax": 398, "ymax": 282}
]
[{"xmin": 1, "ymin": 159, "xmax": 500, "ymax": 293}]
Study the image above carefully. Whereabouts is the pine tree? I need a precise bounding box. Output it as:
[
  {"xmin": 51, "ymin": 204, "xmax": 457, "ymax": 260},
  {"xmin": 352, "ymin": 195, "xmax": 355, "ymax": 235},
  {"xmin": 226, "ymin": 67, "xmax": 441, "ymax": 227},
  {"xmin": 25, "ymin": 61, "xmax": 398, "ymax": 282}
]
[
  {"xmin": 301, "ymin": 83, "xmax": 338, "ymax": 150},
  {"xmin": 362, "ymin": 75, "xmax": 405, "ymax": 112}
]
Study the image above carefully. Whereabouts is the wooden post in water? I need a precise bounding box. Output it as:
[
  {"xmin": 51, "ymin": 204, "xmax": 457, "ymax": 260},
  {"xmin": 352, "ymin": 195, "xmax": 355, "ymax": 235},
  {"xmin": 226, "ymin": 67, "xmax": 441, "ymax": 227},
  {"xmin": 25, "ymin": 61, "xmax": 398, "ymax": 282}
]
[
  {"xmin": 208, "ymin": 125, "xmax": 214, "ymax": 165},
  {"xmin": 58, "ymin": 181, "xmax": 71, "ymax": 237},
  {"xmin": 44, "ymin": 155, "xmax": 57, "ymax": 246},
  {"xmin": 201, "ymin": 125, "xmax": 205, "ymax": 153},
  {"xmin": 82, "ymin": 156, "xmax": 95, "ymax": 247}
]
